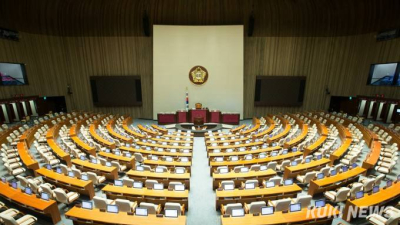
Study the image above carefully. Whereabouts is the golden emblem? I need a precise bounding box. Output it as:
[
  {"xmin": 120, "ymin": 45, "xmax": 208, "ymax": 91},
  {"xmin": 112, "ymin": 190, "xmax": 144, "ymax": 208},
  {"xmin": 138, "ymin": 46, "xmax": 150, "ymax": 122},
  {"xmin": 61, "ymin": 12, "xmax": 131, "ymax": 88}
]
[{"xmin": 189, "ymin": 66, "xmax": 208, "ymax": 85}]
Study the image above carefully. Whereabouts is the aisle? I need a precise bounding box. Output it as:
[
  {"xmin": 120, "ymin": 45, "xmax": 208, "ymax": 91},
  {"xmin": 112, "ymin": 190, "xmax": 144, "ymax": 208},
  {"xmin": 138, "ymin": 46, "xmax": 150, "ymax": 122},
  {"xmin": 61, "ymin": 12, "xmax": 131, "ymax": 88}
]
[{"xmin": 187, "ymin": 136, "xmax": 220, "ymax": 225}]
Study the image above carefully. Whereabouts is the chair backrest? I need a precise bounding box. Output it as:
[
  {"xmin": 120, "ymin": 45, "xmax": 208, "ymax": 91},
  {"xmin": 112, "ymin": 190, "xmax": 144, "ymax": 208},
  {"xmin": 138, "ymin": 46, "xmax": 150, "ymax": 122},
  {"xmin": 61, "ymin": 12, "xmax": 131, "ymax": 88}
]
[
  {"xmin": 221, "ymin": 180, "xmax": 235, "ymax": 189},
  {"xmin": 27, "ymin": 180, "xmax": 40, "ymax": 193},
  {"xmin": 93, "ymin": 196, "xmax": 109, "ymax": 210},
  {"xmin": 233, "ymin": 166, "xmax": 244, "ymax": 173},
  {"xmin": 60, "ymin": 164, "xmax": 69, "ymax": 175},
  {"xmin": 123, "ymin": 177, "xmax": 134, "ymax": 187},
  {"xmin": 224, "ymin": 203, "xmax": 242, "ymax": 215},
  {"xmin": 349, "ymin": 183, "xmax": 363, "ymax": 198},
  {"xmin": 41, "ymin": 185, "xmax": 54, "ymax": 198},
  {"xmin": 267, "ymin": 161, "xmax": 277, "ymax": 170},
  {"xmin": 140, "ymin": 202, "xmax": 158, "ymax": 214},
  {"xmin": 16, "ymin": 175, "xmax": 28, "ymax": 188},
  {"xmin": 165, "ymin": 202, "xmax": 182, "ymax": 215},
  {"xmin": 0, "ymin": 214, "xmax": 18, "ymax": 225},
  {"xmin": 248, "ymin": 201, "xmax": 266, "ymax": 214},
  {"xmin": 134, "ymin": 153, "xmax": 144, "ymax": 162},
  {"xmin": 268, "ymin": 177, "xmax": 282, "ymax": 186},
  {"xmin": 145, "ymin": 180, "xmax": 158, "ymax": 189},
  {"xmin": 274, "ymin": 199, "xmax": 291, "ymax": 212},
  {"xmin": 115, "ymin": 199, "xmax": 133, "ymax": 212},
  {"xmin": 296, "ymin": 195, "xmax": 312, "ymax": 208},
  {"xmin": 72, "ymin": 168, "xmax": 82, "ymax": 178},
  {"xmin": 336, "ymin": 187, "xmax": 351, "ymax": 202},
  {"xmin": 53, "ymin": 188, "xmax": 68, "ymax": 204},
  {"xmin": 168, "ymin": 182, "xmax": 182, "ymax": 189},
  {"xmin": 250, "ymin": 164, "xmax": 260, "ymax": 171},
  {"xmin": 217, "ymin": 166, "xmax": 229, "ymax": 173},
  {"xmin": 303, "ymin": 172, "xmax": 317, "ymax": 183},
  {"xmin": 280, "ymin": 160, "xmax": 290, "ymax": 168},
  {"xmin": 363, "ymin": 178, "xmax": 375, "ymax": 192},
  {"xmin": 374, "ymin": 174, "xmax": 385, "ymax": 185},
  {"xmin": 245, "ymin": 180, "xmax": 259, "ymax": 187},
  {"xmin": 87, "ymin": 172, "xmax": 99, "ymax": 184}
]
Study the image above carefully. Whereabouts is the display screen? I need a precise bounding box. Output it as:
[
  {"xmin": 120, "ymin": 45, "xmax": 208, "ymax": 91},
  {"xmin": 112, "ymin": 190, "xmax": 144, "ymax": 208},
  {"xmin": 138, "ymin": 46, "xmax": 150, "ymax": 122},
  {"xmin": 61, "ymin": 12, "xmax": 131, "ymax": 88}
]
[
  {"xmin": 0, "ymin": 63, "xmax": 28, "ymax": 85},
  {"xmin": 367, "ymin": 63, "xmax": 400, "ymax": 86}
]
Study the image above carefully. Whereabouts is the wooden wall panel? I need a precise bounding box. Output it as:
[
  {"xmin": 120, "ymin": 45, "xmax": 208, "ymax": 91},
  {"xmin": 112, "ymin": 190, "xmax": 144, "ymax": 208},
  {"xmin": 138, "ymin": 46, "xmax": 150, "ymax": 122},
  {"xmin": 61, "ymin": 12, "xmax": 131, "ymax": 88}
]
[{"xmin": 0, "ymin": 32, "xmax": 399, "ymax": 119}]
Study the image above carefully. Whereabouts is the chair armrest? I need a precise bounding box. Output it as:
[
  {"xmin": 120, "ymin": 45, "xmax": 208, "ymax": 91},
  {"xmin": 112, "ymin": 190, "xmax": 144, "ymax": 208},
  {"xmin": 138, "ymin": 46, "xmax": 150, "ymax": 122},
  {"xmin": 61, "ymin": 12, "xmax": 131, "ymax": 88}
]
[
  {"xmin": 244, "ymin": 203, "xmax": 249, "ymax": 214},
  {"xmin": 156, "ymin": 204, "xmax": 162, "ymax": 214},
  {"xmin": 220, "ymin": 204, "xmax": 226, "ymax": 215},
  {"xmin": 181, "ymin": 204, "xmax": 185, "ymax": 215}
]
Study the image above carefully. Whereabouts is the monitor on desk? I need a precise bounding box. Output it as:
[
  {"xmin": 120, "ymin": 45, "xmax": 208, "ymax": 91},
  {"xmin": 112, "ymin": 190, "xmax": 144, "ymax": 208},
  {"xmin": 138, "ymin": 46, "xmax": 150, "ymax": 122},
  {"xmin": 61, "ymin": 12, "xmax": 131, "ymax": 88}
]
[
  {"xmin": 80, "ymin": 155, "xmax": 86, "ymax": 160},
  {"xmin": 282, "ymin": 149, "xmax": 288, "ymax": 155},
  {"xmin": 356, "ymin": 191, "xmax": 364, "ymax": 199},
  {"xmin": 387, "ymin": 180, "xmax": 393, "ymax": 188},
  {"xmin": 292, "ymin": 148, "xmax": 297, "ymax": 152},
  {"xmin": 216, "ymin": 157, "xmax": 223, "ymax": 162},
  {"xmin": 135, "ymin": 207, "xmax": 148, "ymax": 216},
  {"xmin": 261, "ymin": 206, "xmax": 274, "ymax": 215},
  {"xmin": 41, "ymin": 192, "xmax": 50, "ymax": 201},
  {"xmin": 133, "ymin": 181, "xmax": 143, "ymax": 189},
  {"xmin": 68, "ymin": 171, "xmax": 75, "ymax": 178},
  {"xmin": 175, "ymin": 168, "xmax": 185, "ymax": 174},
  {"xmin": 126, "ymin": 153, "xmax": 132, "ymax": 158},
  {"xmin": 136, "ymin": 166, "xmax": 144, "ymax": 171},
  {"xmin": 82, "ymin": 201, "xmax": 93, "ymax": 210},
  {"xmin": 317, "ymin": 155, "xmax": 322, "ymax": 160},
  {"xmin": 331, "ymin": 170, "xmax": 337, "ymax": 176},
  {"xmin": 240, "ymin": 167, "xmax": 249, "ymax": 173},
  {"xmin": 46, "ymin": 164, "xmax": 52, "ymax": 170},
  {"xmin": 231, "ymin": 156, "xmax": 238, "ymax": 161},
  {"xmin": 398, "ymin": 175, "xmax": 400, "ymax": 182},
  {"xmin": 224, "ymin": 184, "xmax": 234, "ymax": 190},
  {"xmin": 11, "ymin": 182, "xmax": 17, "ymax": 189},
  {"xmin": 245, "ymin": 183, "xmax": 255, "ymax": 189},
  {"xmin": 56, "ymin": 167, "xmax": 62, "ymax": 174},
  {"xmin": 105, "ymin": 149, "xmax": 111, "ymax": 153},
  {"xmin": 290, "ymin": 203, "xmax": 301, "ymax": 212},
  {"xmin": 352, "ymin": 163, "xmax": 358, "ymax": 168},
  {"xmin": 165, "ymin": 209, "xmax": 178, "ymax": 218},
  {"xmin": 342, "ymin": 166, "xmax": 348, "ymax": 172},
  {"xmin": 107, "ymin": 205, "xmax": 119, "ymax": 213},
  {"xmin": 1, "ymin": 177, "xmax": 6, "ymax": 183},
  {"xmin": 260, "ymin": 165, "xmax": 267, "ymax": 171},
  {"xmin": 155, "ymin": 167, "xmax": 164, "ymax": 173},
  {"xmin": 81, "ymin": 174, "xmax": 89, "ymax": 181},
  {"xmin": 106, "ymin": 162, "xmax": 112, "ymax": 167},
  {"xmin": 154, "ymin": 183, "xmax": 164, "ymax": 190},
  {"xmin": 271, "ymin": 152, "xmax": 278, "ymax": 157},
  {"xmin": 115, "ymin": 151, "xmax": 121, "ymax": 156},
  {"xmin": 114, "ymin": 180, "xmax": 123, "ymax": 187},
  {"xmin": 174, "ymin": 184, "xmax": 185, "ymax": 191},
  {"xmin": 315, "ymin": 200, "xmax": 325, "ymax": 208},
  {"xmin": 372, "ymin": 186, "xmax": 380, "ymax": 193},
  {"xmin": 219, "ymin": 168, "xmax": 229, "ymax": 174},
  {"xmin": 91, "ymin": 159, "xmax": 97, "ymax": 164},
  {"xmin": 317, "ymin": 173, "xmax": 324, "ymax": 180},
  {"xmin": 25, "ymin": 187, "xmax": 32, "ymax": 195},
  {"xmin": 266, "ymin": 181, "xmax": 275, "ymax": 188},
  {"xmin": 291, "ymin": 161, "xmax": 298, "ymax": 166},
  {"xmin": 231, "ymin": 208, "xmax": 245, "ymax": 217},
  {"xmin": 284, "ymin": 179, "xmax": 293, "ymax": 186},
  {"xmin": 305, "ymin": 158, "xmax": 311, "ymax": 163}
]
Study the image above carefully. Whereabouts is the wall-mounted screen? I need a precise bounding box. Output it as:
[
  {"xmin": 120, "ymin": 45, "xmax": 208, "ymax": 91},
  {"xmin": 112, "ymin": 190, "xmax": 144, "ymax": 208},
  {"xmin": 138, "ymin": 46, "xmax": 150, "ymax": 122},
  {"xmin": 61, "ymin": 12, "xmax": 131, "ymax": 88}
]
[
  {"xmin": 367, "ymin": 63, "xmax": 400, "ymax": 86},
  {"xmin": 0, "ymin": 63, "xmax": 28, "ymax": 85},
  {"xmin": 90, "ymin": 76, "xmax": 142, "ymax": 107},
  {"xmin": 254, "ymin": 76, "xmax": 306, "ymax": 107}
]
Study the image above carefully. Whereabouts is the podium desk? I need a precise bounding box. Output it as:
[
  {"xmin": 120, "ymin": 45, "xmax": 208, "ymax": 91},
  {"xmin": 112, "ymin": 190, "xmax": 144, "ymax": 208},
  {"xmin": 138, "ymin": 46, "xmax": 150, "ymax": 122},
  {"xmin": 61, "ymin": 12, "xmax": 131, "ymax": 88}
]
[
  {"xmin": 308, "ymin": 167, "xmax": 366, "ymax": 196},
  {"xmin": 36, "ymin": 168, "xmax": 95, "ymax": 199},
  {"xmin": 126, "ymin": 169, "xmax": 191, "ymax": 189},
  {"xmin": 343, "ymin": 181, "xmax": 400, "ymax": 221},
  {"xmin": 72, "ymin": 159, "xmax": 118, "ymax": 180},
  {"xmin": 221, "ymin": 204, "xmax": 339, "ymax": 225},
  {"xmin": 66, "ymin": 207, "xmax": 186, "ymax": 225},
  {"xmin": 0, "ymin": 182, "xmax": 61, "ymax": 224},
  {"xmin": 157, "ymin": 113, "xmax": 176, "ymax": 125},
  {"xmin": 210, "ymin": 110, "xmax": 221, "ymax": 123},
  {"xmin": 189, "ymin": 109, "xmax": 208, "ymax": 123},
  {"xmin": 176, "ymin": 110, "xmax": 188, "ymax": 123},
  {"xmin": 102, "ymin": 185, "xmax": 189, "ymax": 209},
  {"xmin": 215, "ymin": 185, "xmax": 302, "ymax": 209},
  {"xmin": 221, "ymin": 113, "xmax": 240, "ymax": 125},
  {"xmin": 212, "ymin": 169, "xmax": 276, "ymax": 189}
]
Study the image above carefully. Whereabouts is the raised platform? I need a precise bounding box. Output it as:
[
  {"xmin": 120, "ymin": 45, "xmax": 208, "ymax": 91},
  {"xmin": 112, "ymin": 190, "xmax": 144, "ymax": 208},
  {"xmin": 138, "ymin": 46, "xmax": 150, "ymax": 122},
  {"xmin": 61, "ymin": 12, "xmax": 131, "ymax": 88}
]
[{"xmin": 175, "ymin": 123, "xmax": 224, "ymax": 137}]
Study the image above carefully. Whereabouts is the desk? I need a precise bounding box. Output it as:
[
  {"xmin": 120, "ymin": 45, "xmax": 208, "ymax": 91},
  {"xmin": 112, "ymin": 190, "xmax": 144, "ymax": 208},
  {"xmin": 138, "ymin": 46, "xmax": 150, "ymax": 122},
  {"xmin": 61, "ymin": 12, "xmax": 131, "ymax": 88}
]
[
  {"xmin": 0, "ymin": 182, "xmax": 61, "ymax": 224},
  {"xmin": 212, "ymin": 169, "xmax": 276, "ymax": 189},
  {"xmin": 72, "ymin": 159, "xmax": 118, "ymax": 180},
  {"xmin": 138, "ymin": 124, "xmax": 158, "ymax": 136},
  {"xmin": 221, "ymin": 113, "xmax": 240, "ymax": 125},
  {"xmin": 215, "ymin": 185, "xmax": 302, "ymax": 209},
  {"xmin": 284, "ymin": 124, "xmax": 308, "ymax": 148},
  {"xmin": 66, "ymin": 207, "xmax": 186, "ymax": 225},
  {"xmin": 210, "ymin": 152, "xmax": 302, "ymax": 175},
  {"xmin": 230, "ymin": 124, "xmax": 246, "ymax": 133},
  {"xmin": 47, "ymin": 125, "xmax": 72, "ymax": 167},
  {"xmin": 208, "ymin": 146, "xmax": 282, "ymax": 159},
  {"xmin": 106, "ymin": 119, "xmax": 132, "ymax": 143},
  {"xmin": 241, "ymin": 118, "xmax": 260, "ymax": 135},
  {"xmin": 137, "ymin": 141, "xmax": 193, "ymax": 150},
  {"xmin": 17, "ymin": 142, "xmax": 39, "ymax": 174},
  {"xmin": 126, "ymin": 170, "xmax": 191, "ymax": 189},
  {"xmin": 189, "ymin": 109, "xmax": 208, "ymax": 123},
  {"xmin": 90, "ymin": 123, "xmax": 116, "ymax": 149},
  {"xmin": 330, "ymin": 138, "xmax": 352, "ymax": 165},
  {"xmin": 343, "ymin": 181, "xmax": 400, "ymax": 221},
  {"xmin": 36, "ymin": 168, "xmax": 95, "ymax": 199},
  {"xmin": 362, "ymin": 141, "xmax": 381, "ymax": 170},
  {"xmin": 254, "ymin": 116, "xmax": 275, "ymax": 138},
  {"xmin": 157, "ymin": 113, "xmax": 177, "ymax": 125},
  {"xmin": 122, "ymin": 117, "xmax": 146, "ymax": 139},
  {"xmin": 267, "ymin": 122, "xmax": 291, "ymax": 143},
  {"xmin": 151, "ymin": 124, "xmax": 168, "ymax": 134},
  {"xmin": 308, "ymin": 167, "xmax": 366, "ymax": 196},
  {"xmin": 102, "ymin": 185, "xmax": 189, "ymax": 209},
  {"xmin": 221, "ymin": 204, "xmax": 339, "ymax": 225},
  {"xmin": 206, "ymin": 137, "xmax": 250, "ymax": 145},
  {"xmin": 283, "ymin": 158, "xmax": 331, "ymax": 179},
  {"xmin": 98, "ymin": 152, "xmax": 135, "ymax": 169},
  {"xmin": 120, "ymin": 146, "xmax": 192, "ymax": 158},
  {"xmin": 151, "ymin": 137, "xmax": 193, "ymax": 144},
  {"xmin": 143, "ymin": 159, "xmax": 192, "ymax": 173},
  {"xmin": 210, "ymin": 110, "xmax": 221, "ymax": 123},
  {"xmin": 303, "ymin": 135, "xmax": 327, "ymax": 156},
  {"xmin": 207, "ymin": 142, "xmax": 264, "ymax": 151}
]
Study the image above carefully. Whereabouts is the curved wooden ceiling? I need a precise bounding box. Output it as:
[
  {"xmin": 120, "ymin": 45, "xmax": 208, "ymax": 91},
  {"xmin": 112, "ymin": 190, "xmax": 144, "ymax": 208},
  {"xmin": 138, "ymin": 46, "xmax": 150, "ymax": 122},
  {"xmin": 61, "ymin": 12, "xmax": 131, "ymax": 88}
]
[{"xmin": 0, "ymin": 0, "xmax": 399, "ymax": 37}]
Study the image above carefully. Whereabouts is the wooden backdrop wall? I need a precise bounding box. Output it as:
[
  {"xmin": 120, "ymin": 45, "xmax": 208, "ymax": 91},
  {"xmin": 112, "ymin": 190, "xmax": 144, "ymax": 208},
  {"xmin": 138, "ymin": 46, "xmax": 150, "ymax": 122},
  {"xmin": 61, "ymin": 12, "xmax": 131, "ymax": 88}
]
[{"xmin": 0, "ymin": 32, "xmax": 399, "ymax": 119}]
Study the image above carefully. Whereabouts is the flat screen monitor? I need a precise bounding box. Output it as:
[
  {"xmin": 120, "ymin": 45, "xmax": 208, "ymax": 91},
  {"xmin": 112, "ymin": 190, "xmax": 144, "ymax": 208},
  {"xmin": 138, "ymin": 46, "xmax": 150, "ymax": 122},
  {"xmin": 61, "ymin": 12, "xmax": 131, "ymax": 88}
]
[
  {"xmin": 153, "ymin": 183, "xmax": 164, "ymax": 190},
  {"xmin": 387, "ymin": 180, "xmax": 393, "ymax": 188},
  {"xmin": 114, "ymin": 180, "xmax": 123, "ymax": 187},
  {"xmin": 231, "ymin": 208, "xmax": 245, "ymax": 217},
  {"xmin": 151, "ymin": 156, "xmax": 158, "ymax": 161},
  {"xmin": 91, "ymin": 159, "xmax": 97, "ymax": 164},
  {"xmin": 105, "ymin": 149, "xmax": 111, "ymax": 153},
  {"xmin": 135, "ymin": 207, "xmax": 148, "ymax": 216},
  {"xmin": 271, "ymin": 152, "xmax": 277, "ymax": 157},
  {"xmin": 165, "ymin": 209, "xmax": 178, "ymax": 218},
  {"xmin": 82, "ymin": 201, "xmax": 93, "ymax": 210},
  {"xmin": 260, "ymin": 165, "xmax": 267, "ymax": 171},
  {"xmin": 292, "ymin": 148, "xmax": 297, "ymax": 152},
  {"xmin": 372, "ymin": 186, "xmax": 380, "ymax": 193},
  {"xmin": 0, "ymin": 63, "xmax": 28, "ymax": 85},
  {"xmin": 11, "ymin": 182, "xmax": 17, "ymax": 189},
  {"xmin": 219, "ymin": 168, "xmax": 229, "ymax": 174},
  {"xmin": 284, "ymin": 179, "xmax": 293, "ymax": 186},
  {"xmin": 230, "ymin": 156, "xmax": 238, "ymax": 161},
  {"xmin": 245, "ymin": 183, "xmax": 255, "ymax": 189},
  {"xmin": 126, "ymin": 153, "xmax": 131, "ymax": 158},
  {"xmin": 25, "ymin": 187, "xmax": 32, "ymax": 195},
  {"xmin": 315, "ymin": 200, "xmax": 325, "ymax": 208},
  {"xmin": 261, "ymin": 206, "xmax": 274, "ymax": 215},
  {"xmin": 356, "ymin": 191, "xmax": 364, "ymax": 199},
  {"xmin": 106, "ymin": 205, "xmax": 119, "ymax": 213},
  {"xmin": 41, "ymin": 192, "xmax": 50, "ymax": 201},
  {"xmin": 174, "ymin": 184, "xmax": 185, "ymax": 191},
  {"xmin": 155, "ymin": 168, "xmax": 164, "ymax": 173},
  {"xmin": 317, "ymin": 155, "xmax": 322, "ymax": 160},
  {"xmin": 331, "ymin": 170, "xmax": 337, "ymax": 176},
  {"xmin": 266, "ymin": 181, "xmax": 275, "ymax": 188},
  {"xmin": 80, "ymin": 156, "xmax": 86, "ymax": 160},
  {"xmin": 133, "ymin": 182, "xmax": 143, "ymax": 189},
  {"xmin": 342, "ymin": 166, "xmax": 348, "ymax": 172},
  {"xmin": 175, "ymin": 168, "xmax": 185, "ymax": 174},
  {"xmin": 282, "ymin": 150, "xmax": 288, "ymax": 155},
  {"xmin": 105, "ymin": 162, "xmax": 112, "ymax": 167},
  {"xmin": 240, "ymin": 167, "xmax": 249, "ymax": 173},
  {"xmin": 136, "ymin": 166, "xmax": 144, "ymax": 171},
  {"xmin": 317, "ymin": 173, "xmax": 324, "ymax": 180},
  {"xmin": 305, "ymin": 158, "xmax": 311, "ymax": 163},
  {"xmin": 46, "ymin": 164, "xmax": 52, "ymax": 170},
  {"xmin": 352, "ymin": 163, "xmax": 358, "ymax": 168},
  {"xmin": 115, "ymin": 151, "xmax": 120, "ymax": 156},
  {"xmin": 367, "ymin": 63, "xmax": 400, "ymax": 86},
  {"xmin": 224, "ymin": 184, "xmax": 234, "ymax": 190},
  {"xmin": 1, "ymin": 177, "xmax": 6, "ymax": 183},
  {"xmin": 68, "ymin": 171, "xmax": 75, "ymax": 178},
  {"xmin": 291, "ymin": 161, "xmax": 298, "ymax": 166},
  {"xmin": 290, "ymin": 203, "xmax": 301, "ymax": 212},
  {"xmin": 56, "ymin": 168, "xmax": 62, "ymax": 174},
  {"xmin": 398, "ymin": 175, "xmax": 400, "ymax": 182},
  {"xmin": 81, "ymin": 174, "xmax": 89, "ymax": 181}
]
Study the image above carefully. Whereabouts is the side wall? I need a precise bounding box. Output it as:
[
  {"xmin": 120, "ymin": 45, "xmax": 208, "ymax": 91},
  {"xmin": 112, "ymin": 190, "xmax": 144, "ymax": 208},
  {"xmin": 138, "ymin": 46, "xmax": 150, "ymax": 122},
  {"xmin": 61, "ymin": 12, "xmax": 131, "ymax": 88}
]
[{"xmin": 0, "ymin": 32, "xmax": 399, "ymax": 119}]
